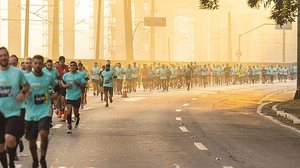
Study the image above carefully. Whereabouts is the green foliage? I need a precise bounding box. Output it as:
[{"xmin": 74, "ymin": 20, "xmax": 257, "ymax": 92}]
[{"xmin": 198, "ymin": 0, "xmax": 298, "ymax": 26}]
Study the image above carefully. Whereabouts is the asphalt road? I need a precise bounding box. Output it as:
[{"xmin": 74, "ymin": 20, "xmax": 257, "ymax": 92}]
[{"xmin": 15, "ymin": 81, "xmax": 300, "ymax": 168}]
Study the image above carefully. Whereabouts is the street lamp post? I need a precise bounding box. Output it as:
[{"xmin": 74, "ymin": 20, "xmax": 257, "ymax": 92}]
[{"xmin": 238, "ymin": 23, "xmax": 275, "ymax": 63}]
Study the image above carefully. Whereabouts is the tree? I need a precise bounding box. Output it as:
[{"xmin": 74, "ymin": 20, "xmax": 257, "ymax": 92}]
[
  {"xmin": 199, "ymin": 0, "xmax": 297, "ymax": 26},
  {"xmin": 199, "ymin": 0, "xmax": 300, "ymax": 99}
]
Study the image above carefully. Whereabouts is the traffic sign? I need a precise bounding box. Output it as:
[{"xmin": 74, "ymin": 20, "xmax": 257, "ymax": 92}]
[{"xmin": 144, "ymin": 17, "xmax": 166, "ymax": 27}]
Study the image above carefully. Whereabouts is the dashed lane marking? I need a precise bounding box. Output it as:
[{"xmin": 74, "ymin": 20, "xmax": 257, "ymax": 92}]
[
  {"xmin": 223, "ymin": 166, "xmax": 234, "ymax": 168},
  {"xmin": 191, "ymin": 98, "xmax": 198, "ymax": 101},
  {"xmin": 176, "ymin": 109, "xmax": 182, "ymax": 112},
  {"xmin": 121, "ymin": 97, "xmax": 145, "ymax": 102},
  {"xmin": 52, "ymin": 124, "xmax": 63, "ymax": 129},
  {"xmin": 179, "ymin": 126, "xmax": 189, "ymax": 132},
  {"xmin": 183, "ymin": 103, "xmax": 189, "ymax": 107},
  {"xmin": 176, "ymin": 117, "xmax": 182, "ymax": 121},
  {"xmin": 194, "ymin": 142, "xmax": 208, "ymax": 151}
]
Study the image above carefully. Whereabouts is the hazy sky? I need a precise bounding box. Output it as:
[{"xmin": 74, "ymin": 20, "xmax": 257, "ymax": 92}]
[{"xmin": 0, "ymin": 0, "xmax": 297, "ymax": 63}]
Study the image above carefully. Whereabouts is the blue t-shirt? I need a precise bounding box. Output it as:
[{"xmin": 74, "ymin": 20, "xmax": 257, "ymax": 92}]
[
  {"xmin": 43, "ymin": 67, "xmax": 59, "ymax": 84},
  {"xmin": 132, "ymin": 66, "xmax": 139, "ymax": 78},
  {"xmin": 63, "ymin": 72, "xmax": 86, "ymax": 100},
  {"xmin": 159, "ymin": 68, "xmax": 168, "ymax": 80},
  {"xmin": 147, "ymin": 69, "xmax": 155, "ymax": 78},
  {"xmin": 0, "ymin": 67, "xmax": 27, "ymax": 118},
  {"xmin": 116, "ymin": 67, "xmax": 125, "ymax": 80},
  {"xmin": 101, "ymin": 70, "xmax": 117, "ymax": 88},
  {"xmin": 25, "ymin": 72, "xmax": 55, "ymax": 121},
  {"xmin": 125, "ymin": 68, "xmax": 133, "ymax": 80},
  {"xmin": 91, "ymin": 67, "xmax": 101, "ymax": 80},
  {"xmin": 78, "ymin": 70, "xmax": 89, "ymax": 80}
]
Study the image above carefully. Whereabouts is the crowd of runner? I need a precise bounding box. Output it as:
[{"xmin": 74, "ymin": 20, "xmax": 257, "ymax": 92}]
[{"xmin": 0, "ymin": 45, "xmax": 297, "ymax": 168}]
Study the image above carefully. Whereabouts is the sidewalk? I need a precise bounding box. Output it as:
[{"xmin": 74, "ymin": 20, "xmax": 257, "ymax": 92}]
[
  {"xmin": 260, "ymin": 90, "xmax": 300, "ymax": 131},
  {"xmin": 277, "ymin": 100, "xmax": 300, "ymax": 120}
]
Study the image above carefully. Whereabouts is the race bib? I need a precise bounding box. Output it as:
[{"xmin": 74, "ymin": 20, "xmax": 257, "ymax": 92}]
[
  {"xmin": 0, "ymin": 86, "xmax": 13, "ymax": 98},
  {"xmin": 105, "ymin": 79, "xmax": 111, "ymax": 83},
  {"xmin": 34, "ymin": 94, "xmax": 48, "ymax": 105}
]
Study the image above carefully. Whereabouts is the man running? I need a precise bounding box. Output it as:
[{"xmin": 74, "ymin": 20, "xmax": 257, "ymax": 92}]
[
  {"xmin": 9, "ymin": 55, "xmax": 26, "ymax": 161},
  {"xmin": 24, "ymin": 55, "xmax": 57, "ymax": 168},
  {"xmin": 78, "ymin": 62, "xmax": 89, "ymax": 109},
  {"xmin": 62, "ymin": 61, "xmax": 86, "ymax": 134},
  {"xmin": 91, "ymin": 62, "xmax": 101, "ymax": 96},
  {"xmin": 101, "ymin": 64, "xmax": 117, "ymax": 107},
  {"xmin": 0, "ymin": 47, "xmax": 29, "ymax": 168},
  {"xmin": 43, "ymin": 59, "xmax": 60, "ymax": 126},
  {"xmin": 55, "ymin": 56, "xmax": 69, "ymax": 120}
]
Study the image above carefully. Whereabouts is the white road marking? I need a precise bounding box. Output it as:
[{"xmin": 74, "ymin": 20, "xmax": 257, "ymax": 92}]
[
  {"xmin": 176, "ymin": 117, "xmax": 182, "ymax": 121},
  {"xmin": 37, "ymin": 141, "xmax": 41, "ymax": 149},
  {"xmin": 188, "ymin": 107, "xmax": 205, "ymax": 110},
  {"xmin": 223, "ymin": 166, "xmax": 234, "ymax": 168},
  {"xmin": 15, "ymin": 164, "xmax": 22, "ymax": 168},
  {"xmin": 191, "ymin": 98, "xmax": 198, "ymax": 101},
  {"xmin": 176, "ymin": 109, "xmax": 182, "ymax": 112},
  {"xmin": 194, "ymin": 142, "xmax": 208, "ymax": 151},
  {"xmin": 179, "ymin": 126, "xmax": 189, "ymax": 132},
  {"xmin": 121, "ymin": 97, "xmax": 145, "ymax": 102},
  {"xmin": 52, "ymin": 124, "xmax": 63, "ymax": 129},
  {"xmin": 183, "ymin": 103, "xmax": 189, "ymax": 107}
]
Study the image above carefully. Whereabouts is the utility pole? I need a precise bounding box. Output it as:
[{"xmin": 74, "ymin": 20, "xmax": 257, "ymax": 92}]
[
  {"xmin": 150, "ymin": 0, "xmax": 155, "ymax": 62},
  {"xmin": 282, "ymin": 29, "xmax": 286, "ymax": 63},
  {"xmin": 124, "ymin": 0, "xmax": 134, "ymax": 61},
  {"xmin": 24, "ymin": 0, "xmax": 30, "ymax": 58},
  {"xmin": 168, "ymin": 37, "xmax": 171, "ymax": 64},
  {"xmin": 8, "ymin": 0, "xmax": 21, "ymax": 57},
  {"xmin": 228, "ymin": 12, "xmax": 232, "ymax": 63},
  {"xmin": 63, "ymin": 0, "xmax": 75, "ymax": 59},
  {"xmin": 95, "ymin": 0, "xmax": 101, "ymax": 60},
  {"xmin": 52, "ymin": 0, "xmax": 60, "ymax": 59},
  {"xmin": 294, "ymin": 0, "xmax": 300, "ymax": 99}
]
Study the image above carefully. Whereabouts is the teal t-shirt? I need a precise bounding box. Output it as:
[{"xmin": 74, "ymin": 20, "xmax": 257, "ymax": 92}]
[
  {"xmin": 25, "ymin": 72, "xmax": 55, "ymax": 121},
  {"xmin": 159, "ymin": 68, "xmax": 168, "ymax": 80},
  {"xmin": 91, "ymin": 67, "xmax": 101, "ymax": 80},
  {"xmin": 63, "ymin": 72, "xmax": 86, "ymax": 100},
  {"xmin": 125, "ymin": 68, "xmax": 133, "ymax": 80},
  {"xmin": 78, "ymin": 70, "xmax": 89, "ymax": 80},
  {"xmin": 132, "ymin": 66, "xmax": 139, "ymax": 78},
  {"xmin": 116, "ymin": 67, "xmax": 125, "ymax": 80},
  {"xmin": 0, "ymin": 67, "xmax": 27, "ymax": 118},
  {"xmin": 101, "ymin": 70, "xmax": 117, "ymax": 88},
  {"xmin": 43, "ymin": 67, "xmax": 59, "ymax": 84}
]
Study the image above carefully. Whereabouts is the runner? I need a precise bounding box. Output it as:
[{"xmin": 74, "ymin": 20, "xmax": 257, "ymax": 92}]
[
  {"xmin": 91, "ymin": 62, "xmax": 101, "ymax": 96},
  {"xmin": 158, "ymin": 65, "xmax": 168, "ymax": 91},
  {"xmin": 184, "ymin": 65, "xmax": 193, "ymax": 91},
  {"xmin": 43, "ymin": 59, "xmax": 60, "ymax": 125},
  {"xmin": 115, "ymin": 63, "xmax": 125, "ymax": 95},
  {"xmin": 140, "ymin": 64, "xmax": 149, "ymax": 91},
  {"xmin": 55, "ymin": 56, "xmax": 69, "ymax": 120},
  {"xmin": 24, "ymin": 55, "xmax": 57, "ymax": 168},
  {"xmin": 78, "ymin": 62, "xmax": 89, "ymax": 109},
  {"xmin": 0, "ymin": 47, "xmax": 29, "ymax": 168},
  {"xmin": 132, "ymin": 62, "xmax": 139, "ymax": 92},
  {"xmin": 101, "ymin": 64, "xmax": 117, "ymax": 107},
  {"xmin": 24, "ymin": 58, "xmax": 33, "ymax": 73},
  {"xmin": 62, "ymin": 61, "xmax": 86, "ymax": 134},
  {"xmin": 9, "ymin": 55, "xmax": 25, "ymax": 161}
]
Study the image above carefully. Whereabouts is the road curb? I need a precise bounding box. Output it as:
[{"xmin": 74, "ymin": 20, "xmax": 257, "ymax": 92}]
[
  {"xmin": 272, "ymin": 104, "xmax": 300, "ymax": 124},
  {"xmin": 257, "ymin": 102, "xmax": 300, "ymax": 135}
]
